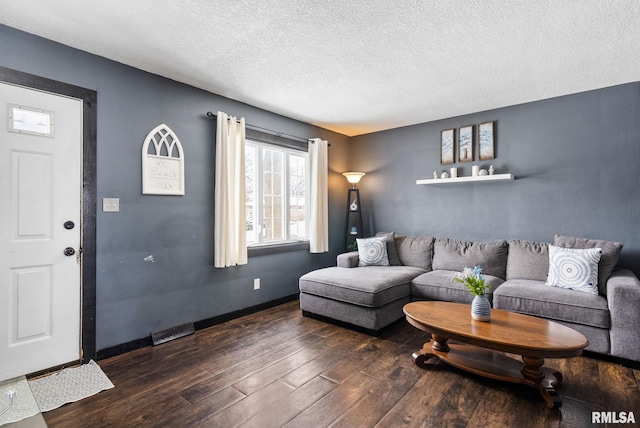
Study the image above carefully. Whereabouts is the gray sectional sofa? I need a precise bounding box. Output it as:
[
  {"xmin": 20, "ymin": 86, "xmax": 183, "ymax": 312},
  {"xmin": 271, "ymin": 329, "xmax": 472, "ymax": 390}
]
[{"xmin": 299, "ymin": 233, "xmax": 640, "ymax": 363}]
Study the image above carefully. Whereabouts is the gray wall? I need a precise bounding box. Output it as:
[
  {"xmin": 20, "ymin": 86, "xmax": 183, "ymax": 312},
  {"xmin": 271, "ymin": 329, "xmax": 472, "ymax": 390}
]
[
  {"xmin": 0, "ymin": 25, "xmax": 350, "ymax": 350},
  {"xmin": 351, "ymin": 83, "xmax": 640, "ymax": 275}
]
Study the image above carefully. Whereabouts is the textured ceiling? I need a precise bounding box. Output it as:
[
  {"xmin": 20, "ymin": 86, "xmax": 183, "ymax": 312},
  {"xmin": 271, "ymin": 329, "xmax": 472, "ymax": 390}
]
[{"xmin": 2, "ymin": 1, "xmax": 639, "ymax": 136}]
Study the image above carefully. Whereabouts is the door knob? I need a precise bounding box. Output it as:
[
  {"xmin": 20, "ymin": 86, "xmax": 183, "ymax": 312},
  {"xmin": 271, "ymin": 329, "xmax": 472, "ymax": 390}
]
[
  {"xmin": 64, "ymin": 221, "xmax": 75, "ymax": 230},
  {"xmin": 64, "ymin": 247, "xmax": 75, "ymax": 257}
]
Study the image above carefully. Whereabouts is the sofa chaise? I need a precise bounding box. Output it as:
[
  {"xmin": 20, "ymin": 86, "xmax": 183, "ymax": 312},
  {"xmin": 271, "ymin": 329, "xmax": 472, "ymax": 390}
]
[{"xmin": 298, "ymin": 233, "xmax": 640, "ymax": 363}]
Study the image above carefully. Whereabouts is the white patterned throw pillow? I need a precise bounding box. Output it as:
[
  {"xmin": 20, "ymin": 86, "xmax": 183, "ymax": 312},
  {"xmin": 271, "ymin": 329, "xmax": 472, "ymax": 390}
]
[
  {"xmin": 357, "ymin": 237, "xmax": 390, "ymax": 267},
  {"xmin": 546, "ymin": 245, "xmax": 602, "ymax": 294}
]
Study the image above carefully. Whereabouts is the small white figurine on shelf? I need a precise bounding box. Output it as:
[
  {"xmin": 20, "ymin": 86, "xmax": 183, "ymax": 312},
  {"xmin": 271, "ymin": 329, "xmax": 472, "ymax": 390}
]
[
  {"xmin": 489, "ymin": 165, "xmax": 494, "ymax": 175},
  {"xmin": 441, "ymin": 171, "xmax": 449, "ymax": 179},
  {"xmin": 433, "ymin": 170, "xmax": 438, "ymax": 179},
  {"xmin": 479, "ymin": 169, "xmax": 488, "ymax": 176}
]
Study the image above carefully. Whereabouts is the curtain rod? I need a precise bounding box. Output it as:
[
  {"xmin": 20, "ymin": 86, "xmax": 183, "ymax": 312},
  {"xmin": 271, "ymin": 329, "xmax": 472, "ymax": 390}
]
[{"xmin": 206, "ymin": 111, "xmax": 320, "ymax": 144}]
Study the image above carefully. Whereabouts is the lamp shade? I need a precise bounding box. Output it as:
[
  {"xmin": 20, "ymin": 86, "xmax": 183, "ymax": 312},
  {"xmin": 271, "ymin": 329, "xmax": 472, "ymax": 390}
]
[{"xmin": 342, "ymin": 171, "xmax": 365, "ymax": 185}]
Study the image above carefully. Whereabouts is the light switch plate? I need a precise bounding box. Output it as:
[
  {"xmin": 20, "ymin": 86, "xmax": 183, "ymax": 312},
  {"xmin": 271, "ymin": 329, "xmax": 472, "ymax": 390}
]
[{"xmin": 103, "ymin": 198, "xmax": 120, "ymax": 212}]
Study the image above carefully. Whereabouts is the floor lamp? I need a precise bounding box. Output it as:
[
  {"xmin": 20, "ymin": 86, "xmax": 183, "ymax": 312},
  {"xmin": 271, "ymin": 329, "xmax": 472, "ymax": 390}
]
[{"xmin": 343, "ymin": 172, "xmax": 365, "ymax": 252}]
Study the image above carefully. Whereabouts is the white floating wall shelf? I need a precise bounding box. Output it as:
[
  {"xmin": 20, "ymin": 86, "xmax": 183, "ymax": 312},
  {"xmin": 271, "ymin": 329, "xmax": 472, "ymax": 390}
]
[{"xmin": 416, "ymin": 173, "xmax": 514, "ymax": 185}]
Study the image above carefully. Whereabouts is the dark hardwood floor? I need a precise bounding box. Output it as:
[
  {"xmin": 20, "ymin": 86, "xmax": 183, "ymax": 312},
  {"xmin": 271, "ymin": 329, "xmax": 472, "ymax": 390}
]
[{"xmin": 43, "ymin": 301, "xmax": 640, "ymax": 427}]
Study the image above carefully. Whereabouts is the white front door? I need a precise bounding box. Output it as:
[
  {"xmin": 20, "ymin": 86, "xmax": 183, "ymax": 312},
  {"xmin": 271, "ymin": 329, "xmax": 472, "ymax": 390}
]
[{"xmin": 0, "ymin": 82, "xmax": 82, "ymax": 381}]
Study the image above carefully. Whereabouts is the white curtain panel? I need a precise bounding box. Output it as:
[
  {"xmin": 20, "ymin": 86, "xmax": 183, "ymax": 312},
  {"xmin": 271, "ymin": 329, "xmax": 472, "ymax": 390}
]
[
  {"xmin": 308, "ymin": 138, "xmax": 329, "ymax": 253},
  {"xmin": 214, "ymin": 111, "xmax": 248, "ymax": 267}
]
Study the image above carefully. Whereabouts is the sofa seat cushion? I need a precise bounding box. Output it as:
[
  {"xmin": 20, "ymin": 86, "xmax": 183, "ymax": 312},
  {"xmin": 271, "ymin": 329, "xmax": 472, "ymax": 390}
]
[
  {"xmin": 411, "ymin": 270, "xmax": 504, "ymax": 304},
  {"xmin": 299, "ymin": 266, "xmax": 424, "ymax": 307},
  {"xmin": 493, "ymin": 279, "xmax": 610, "ymax": 329}
]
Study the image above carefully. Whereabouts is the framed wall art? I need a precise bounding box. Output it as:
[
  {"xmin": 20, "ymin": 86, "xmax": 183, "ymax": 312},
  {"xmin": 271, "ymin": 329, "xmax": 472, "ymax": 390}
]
[
  {"xmin": 142, "ymin": 123, "xmax": 185, "ymax": 195},
  {"xmin": 440, "ymin": 128, "xmax": 454, "ymax": 164},
  {"xmin": 478, "ymin": 121, "xmax": 495, "ymax": 160},
  {"xmin": 458, "ymin": 125, "xmax": 473, "ymax": 162}
]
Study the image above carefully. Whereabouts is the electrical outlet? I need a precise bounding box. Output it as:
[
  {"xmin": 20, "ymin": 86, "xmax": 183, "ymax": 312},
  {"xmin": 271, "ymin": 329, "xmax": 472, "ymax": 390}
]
[
  {"xmin": 103, "ymin": 198, "xmax": 120, "ymax": 212},
  {"xmin": 253, "ymin": 278, "xmax": 260, "ymax": 290}
]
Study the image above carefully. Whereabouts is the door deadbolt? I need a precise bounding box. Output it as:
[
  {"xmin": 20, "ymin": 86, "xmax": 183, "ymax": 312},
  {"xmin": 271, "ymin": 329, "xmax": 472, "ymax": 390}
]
[
  {"xmin": 64, "ymin": 247, "xmax": 76, "ymax": 257},
  {"xmin": 64, "ymin": 221, "xmax": 75, "ymax": 230}
]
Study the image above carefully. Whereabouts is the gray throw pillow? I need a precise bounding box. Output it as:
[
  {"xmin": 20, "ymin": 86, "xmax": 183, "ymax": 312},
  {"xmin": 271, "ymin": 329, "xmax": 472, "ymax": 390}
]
[
  {"xmin": 554, "ymin": 234, "xmax": 623, "ymax": 295},
  {"xmin": 357, "ymin": 236, "xmax": 390, "ymax": 267},
  {"xmin": 375, "ymin": 232, "xmax": 401, "ymax": 266},
  {"xmin": 432, "ymin": 238, "xmax": 508, "ymax": 279},
  {"xmin": 394, "ymin": 235, "xmax": 434, "ymax": 270},
  {"xmin": 506, "ymin": 240, "xmax": 549, "ymax": 281}
]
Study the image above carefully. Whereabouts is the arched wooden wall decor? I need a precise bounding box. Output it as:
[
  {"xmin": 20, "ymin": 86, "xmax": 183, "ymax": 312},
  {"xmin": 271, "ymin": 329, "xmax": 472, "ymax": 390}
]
[{"xmin": 142, "ymin": 124, "xmax": 185, "ymax": 195}]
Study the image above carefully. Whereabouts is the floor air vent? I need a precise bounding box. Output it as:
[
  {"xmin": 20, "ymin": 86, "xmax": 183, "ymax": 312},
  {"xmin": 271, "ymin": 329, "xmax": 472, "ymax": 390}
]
[{"xmin": 151, "ymin": 322, "xmax": 195, "ymax": 345}]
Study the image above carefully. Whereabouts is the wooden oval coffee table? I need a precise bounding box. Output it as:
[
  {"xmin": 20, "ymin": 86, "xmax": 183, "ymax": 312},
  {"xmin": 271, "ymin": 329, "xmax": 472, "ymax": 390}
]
[{"xmin": 403, "ymin": 301, "xmax": 589, "ymax": 408}]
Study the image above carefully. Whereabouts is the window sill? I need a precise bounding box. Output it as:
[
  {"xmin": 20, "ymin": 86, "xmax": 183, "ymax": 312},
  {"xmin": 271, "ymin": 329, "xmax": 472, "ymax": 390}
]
[{"xmin": 248, "ymin": 241, "xmax": 310, "ymax": 257}]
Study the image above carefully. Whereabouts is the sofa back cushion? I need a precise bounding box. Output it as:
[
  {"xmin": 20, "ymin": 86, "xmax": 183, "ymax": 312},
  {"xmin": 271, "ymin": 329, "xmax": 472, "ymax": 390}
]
[
  {"xmin": 394, "ymin": 235, "xmax": 434, "ymax": 270},
  {"xmin": 375, "ymin": 232, "xmax": 401, "ymax": 266},
  {"xmin": 432, "ymin": 238, "xmax": 508, "ymax": 279},
  {"xmin": 506, "ymin": 240, "xmax": 549, "ymax": 281}
]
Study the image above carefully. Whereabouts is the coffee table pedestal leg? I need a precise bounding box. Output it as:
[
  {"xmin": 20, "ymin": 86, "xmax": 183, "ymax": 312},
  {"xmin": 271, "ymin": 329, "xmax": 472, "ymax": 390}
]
[
  {"xmin": 412, "ymin": 334, "xmax": 449, "ymax": 368},
  {"xmin": 411, "ymin": 336, "xmax": 565, "ymax": 409},
  {"xmin": 521, "ymin": 356, "xmax": 563, "ymax": 409}
]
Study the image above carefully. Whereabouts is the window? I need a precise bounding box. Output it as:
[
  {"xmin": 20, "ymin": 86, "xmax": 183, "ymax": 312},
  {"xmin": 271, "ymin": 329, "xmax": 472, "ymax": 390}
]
[
  {"xmin": 8, "ymin": 104, "xmax": 54, "ymax": 137},
  {"xmin": 245, "ymin": 140, "xmax": 308, "ymax": 246}
]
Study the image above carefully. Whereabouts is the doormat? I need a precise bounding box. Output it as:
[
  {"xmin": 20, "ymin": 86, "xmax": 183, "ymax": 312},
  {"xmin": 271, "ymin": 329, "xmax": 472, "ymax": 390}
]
[
  {"xmin": 28, "ymin": 360, "xmax": 114, "ymax": 412},
  {"xmin": 0, "ymin": 376, "xmax": 41, "ymax": 425}
]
